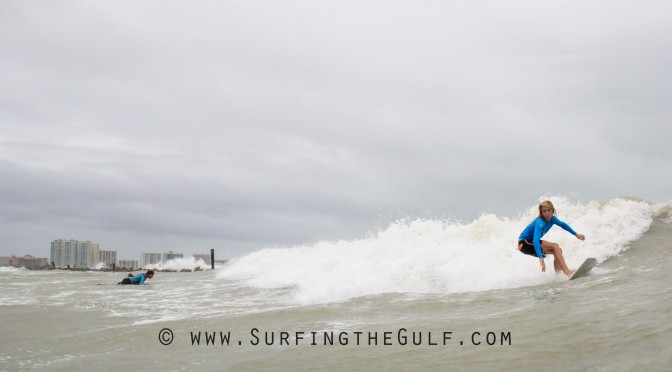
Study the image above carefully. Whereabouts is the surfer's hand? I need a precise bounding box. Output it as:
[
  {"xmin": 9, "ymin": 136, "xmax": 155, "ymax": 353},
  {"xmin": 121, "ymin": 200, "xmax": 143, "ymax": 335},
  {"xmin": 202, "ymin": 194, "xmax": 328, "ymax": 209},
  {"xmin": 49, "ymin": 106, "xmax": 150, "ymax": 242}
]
[
  {"xmin": 539, "ymin": 258, "xmax": 546, "ymax": 272},
  {"xmin": 576, "ymin": 233, "xmax": 585, "ymax": 241}
]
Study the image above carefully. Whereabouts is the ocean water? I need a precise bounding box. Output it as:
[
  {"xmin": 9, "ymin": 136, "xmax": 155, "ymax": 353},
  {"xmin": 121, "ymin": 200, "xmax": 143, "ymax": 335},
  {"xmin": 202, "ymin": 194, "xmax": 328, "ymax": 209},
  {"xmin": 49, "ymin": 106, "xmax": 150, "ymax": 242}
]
[{"xmin": 1, "ymin": 197, "xmax": 671, "ymax": 371}]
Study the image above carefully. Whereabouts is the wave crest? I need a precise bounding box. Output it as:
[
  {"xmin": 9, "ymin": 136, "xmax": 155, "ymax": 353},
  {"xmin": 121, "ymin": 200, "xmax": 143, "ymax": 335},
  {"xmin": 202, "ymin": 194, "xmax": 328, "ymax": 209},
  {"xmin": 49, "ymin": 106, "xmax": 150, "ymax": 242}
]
[{"xmin": 219, "ymin": 197, "xmax": 664, "ymax": 304}]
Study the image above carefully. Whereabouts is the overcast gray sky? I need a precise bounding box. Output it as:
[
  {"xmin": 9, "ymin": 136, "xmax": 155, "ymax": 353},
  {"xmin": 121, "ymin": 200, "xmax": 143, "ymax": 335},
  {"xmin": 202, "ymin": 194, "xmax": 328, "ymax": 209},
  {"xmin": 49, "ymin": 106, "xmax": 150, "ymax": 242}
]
[{"xmin": 1, "ymin": 0, "xmax": 671, "ymax": 259}]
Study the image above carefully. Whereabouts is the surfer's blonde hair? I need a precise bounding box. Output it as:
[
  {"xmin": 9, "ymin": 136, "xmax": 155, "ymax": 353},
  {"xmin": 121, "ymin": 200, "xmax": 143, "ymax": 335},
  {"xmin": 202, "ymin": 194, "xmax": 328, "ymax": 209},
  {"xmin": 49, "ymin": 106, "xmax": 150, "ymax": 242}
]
[{"xmin": 538, "ymin": 200, "xmax": 556, "ymax": 217}]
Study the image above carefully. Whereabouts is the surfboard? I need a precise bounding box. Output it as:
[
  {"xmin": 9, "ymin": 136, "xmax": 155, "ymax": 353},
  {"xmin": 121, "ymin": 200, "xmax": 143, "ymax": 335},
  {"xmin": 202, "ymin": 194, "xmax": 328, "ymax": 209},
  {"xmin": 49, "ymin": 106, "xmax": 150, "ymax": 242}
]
[{"xmin": 568, "ymin": 258, "xmax": 597, "ymax": 280}]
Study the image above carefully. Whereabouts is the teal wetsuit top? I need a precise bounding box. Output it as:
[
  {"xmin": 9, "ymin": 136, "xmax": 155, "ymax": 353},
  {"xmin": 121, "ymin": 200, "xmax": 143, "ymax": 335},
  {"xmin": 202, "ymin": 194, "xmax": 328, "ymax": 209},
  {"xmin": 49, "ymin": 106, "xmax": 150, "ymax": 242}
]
[
  {"xmin": 130, "ymin": 273, "xmax": 148, "ymax": 284},
  {"xmin": 518, "ymin": 216, "xmax": 577, "ymax": 258}
]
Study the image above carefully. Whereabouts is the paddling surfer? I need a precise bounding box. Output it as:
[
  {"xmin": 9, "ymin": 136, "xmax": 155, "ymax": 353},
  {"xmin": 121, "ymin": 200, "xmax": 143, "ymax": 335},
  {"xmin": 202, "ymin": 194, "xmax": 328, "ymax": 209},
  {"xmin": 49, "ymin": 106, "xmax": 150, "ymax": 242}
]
[{"xmin": 118, "ymin": 270, "xmax": 154, "ymax": 285}]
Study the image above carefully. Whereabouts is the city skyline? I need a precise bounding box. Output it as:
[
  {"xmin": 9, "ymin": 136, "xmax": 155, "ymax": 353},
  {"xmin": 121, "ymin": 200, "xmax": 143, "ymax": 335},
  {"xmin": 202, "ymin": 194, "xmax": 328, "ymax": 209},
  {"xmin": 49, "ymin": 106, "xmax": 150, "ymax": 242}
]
[
  {"xmin": 0, "ymin": 238, "xmax": 215, "ymax": 269},
  {"xmin": 1, "ymin": 238, "xmax": 220, "ymax": 263}
]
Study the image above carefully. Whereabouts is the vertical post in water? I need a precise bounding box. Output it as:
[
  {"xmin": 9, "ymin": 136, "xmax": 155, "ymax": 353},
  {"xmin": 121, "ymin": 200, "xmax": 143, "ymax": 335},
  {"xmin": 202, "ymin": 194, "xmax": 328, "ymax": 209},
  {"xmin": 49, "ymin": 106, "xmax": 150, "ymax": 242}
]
[{"xmin": 210, "ymin": 249, "xmax": 215, "ymax": 270}]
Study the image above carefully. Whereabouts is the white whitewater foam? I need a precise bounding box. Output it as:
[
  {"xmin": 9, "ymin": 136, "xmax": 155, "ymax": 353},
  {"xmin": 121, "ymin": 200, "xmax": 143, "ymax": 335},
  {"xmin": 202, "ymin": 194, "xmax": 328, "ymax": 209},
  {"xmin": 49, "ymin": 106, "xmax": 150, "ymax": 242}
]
[
  {"xmin": 144, "ymin": 256, "xmax": 210, "ymax": 271},
  {"xmin": 219, "ymin": 197, "xmax": 662, "ymax": 305},
  {"xmin": 0, "ymin": 266, "xmax": 26, "ymax": 273}
]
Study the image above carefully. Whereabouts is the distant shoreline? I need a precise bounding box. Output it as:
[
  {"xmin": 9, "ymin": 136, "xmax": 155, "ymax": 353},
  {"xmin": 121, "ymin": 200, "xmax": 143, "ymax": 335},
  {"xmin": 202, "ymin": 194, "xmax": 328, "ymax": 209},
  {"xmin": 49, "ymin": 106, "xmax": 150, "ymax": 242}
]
[{"xmin": 5, "ymin": 266, "xmax": 211, "ymax": 273}]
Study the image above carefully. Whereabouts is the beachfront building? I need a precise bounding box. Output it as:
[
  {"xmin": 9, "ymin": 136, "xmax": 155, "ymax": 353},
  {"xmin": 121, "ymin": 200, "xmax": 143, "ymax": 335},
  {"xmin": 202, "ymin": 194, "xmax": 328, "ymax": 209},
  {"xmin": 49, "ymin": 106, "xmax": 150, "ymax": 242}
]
[
  {"xmin": 162, "ymin": 251, "xmax": 183, "ymax": 262},
  {"xmin": 50, "ymin": 240, "xmax": 100, "ymax": 268},
  {"xmin": 99, "ymin": 250, "xmax": 117, "ymax": 267},
  {"xmin": 193, "ymin": 253, "xmax": 211, "ymax": 266},
  {"xmin": 17, "ymin": 255, "xmax": 49, "ymax": 269},
  {"xmin": 118, "ymin": 259, "xmax": 138, "ymax": 270},
  {"xmin": 139, "ymin": 252, "xmax": 162, "ymax": 268},
  {"xmin": 1, "ymin": 255, "xmax": 49, "ymax": 269}
]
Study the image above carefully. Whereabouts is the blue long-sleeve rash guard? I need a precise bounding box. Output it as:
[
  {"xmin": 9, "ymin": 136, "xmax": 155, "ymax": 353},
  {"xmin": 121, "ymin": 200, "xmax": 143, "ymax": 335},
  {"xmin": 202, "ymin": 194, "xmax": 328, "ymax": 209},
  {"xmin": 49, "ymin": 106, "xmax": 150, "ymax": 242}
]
[
  {"xmin": 519, "ymin": 215, "xmax": 577, "ymax": 258},
  {"xmin": 130, "ymin": 273, "xmax": 148, "ymax": 285}
]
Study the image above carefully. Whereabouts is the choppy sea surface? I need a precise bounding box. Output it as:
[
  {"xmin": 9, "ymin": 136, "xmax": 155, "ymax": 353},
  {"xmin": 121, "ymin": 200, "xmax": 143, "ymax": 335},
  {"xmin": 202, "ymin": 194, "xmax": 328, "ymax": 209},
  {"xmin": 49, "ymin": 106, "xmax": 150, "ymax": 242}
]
[{"xmin": 1, "ymin": 197, "xmax": 671, "ymax": 371}]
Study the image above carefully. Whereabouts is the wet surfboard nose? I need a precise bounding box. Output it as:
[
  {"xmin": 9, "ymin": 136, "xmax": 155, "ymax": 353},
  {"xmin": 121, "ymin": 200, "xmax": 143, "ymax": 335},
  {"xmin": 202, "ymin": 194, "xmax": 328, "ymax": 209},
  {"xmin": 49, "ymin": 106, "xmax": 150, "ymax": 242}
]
[{"xmin": 569, "ymin": 258, "xmax": 598, "ymax": 280}]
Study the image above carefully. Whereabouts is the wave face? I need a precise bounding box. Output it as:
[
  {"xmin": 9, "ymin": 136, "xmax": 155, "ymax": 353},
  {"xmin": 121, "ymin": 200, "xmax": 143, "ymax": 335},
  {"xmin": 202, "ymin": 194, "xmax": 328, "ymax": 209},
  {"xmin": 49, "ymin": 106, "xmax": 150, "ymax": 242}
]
[{"xmin": 219, "ymin": 197, "xmax": 669, "ymax": 305}]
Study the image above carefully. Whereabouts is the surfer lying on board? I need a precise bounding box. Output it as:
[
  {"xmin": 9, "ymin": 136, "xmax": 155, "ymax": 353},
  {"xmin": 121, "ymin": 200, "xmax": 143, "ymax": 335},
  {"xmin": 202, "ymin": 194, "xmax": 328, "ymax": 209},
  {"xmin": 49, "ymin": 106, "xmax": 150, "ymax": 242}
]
[
  {"xmin": 117, "ymin": 270, "xmax": 154, "ymax": 285},
  {"xmin": 518, "ymin": 200, "xmax": 585, "ymax": 277}
]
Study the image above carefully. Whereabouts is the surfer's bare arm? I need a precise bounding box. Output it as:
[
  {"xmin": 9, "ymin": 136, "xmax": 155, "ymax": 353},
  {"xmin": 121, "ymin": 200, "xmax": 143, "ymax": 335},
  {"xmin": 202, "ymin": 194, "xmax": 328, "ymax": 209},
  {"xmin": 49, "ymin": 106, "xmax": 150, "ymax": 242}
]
[
  {"xmin": 576, "ymin": 233, "xmax": 585, "ymax": 240},
  {"xmin": 539, "ymin": 258, "xmax": 546, "ymax": 272}
]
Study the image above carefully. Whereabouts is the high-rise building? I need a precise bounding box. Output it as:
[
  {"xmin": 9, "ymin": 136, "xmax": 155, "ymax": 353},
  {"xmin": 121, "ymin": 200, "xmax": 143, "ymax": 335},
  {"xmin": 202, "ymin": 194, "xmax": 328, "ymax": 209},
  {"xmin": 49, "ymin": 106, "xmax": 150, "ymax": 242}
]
[
  {"xmin": 118, "ymin": 259, "xmax": 138, "ymax": 270},
  {"xmin": 162, "ymin": 251, "xmax": 184, "ymax": 262},
  {"xmin": 139, "ymin": 252, "xmax": 162, "ymax": 268},
  {"xmin": 99, "ymin": 250, "xmax": 117, "ymax": 266},
  {"xmin": 50, "ymin": 240, "xmax": 100, "ymax": 268}
]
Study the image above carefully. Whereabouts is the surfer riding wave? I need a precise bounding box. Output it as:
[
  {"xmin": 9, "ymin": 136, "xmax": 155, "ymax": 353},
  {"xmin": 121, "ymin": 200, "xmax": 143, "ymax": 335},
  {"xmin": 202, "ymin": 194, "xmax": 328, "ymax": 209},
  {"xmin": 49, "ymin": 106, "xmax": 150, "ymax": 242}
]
[{"xmin": 518, "ymin": 200, "xmax": 586, "ymax": 277}]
